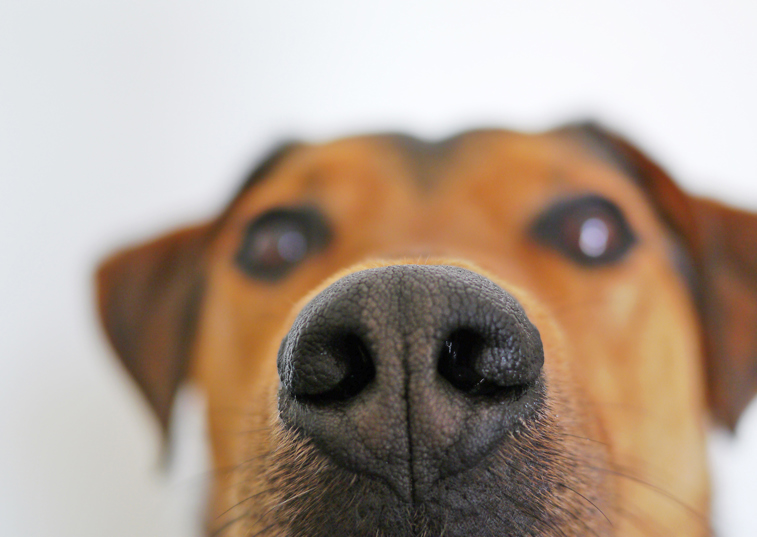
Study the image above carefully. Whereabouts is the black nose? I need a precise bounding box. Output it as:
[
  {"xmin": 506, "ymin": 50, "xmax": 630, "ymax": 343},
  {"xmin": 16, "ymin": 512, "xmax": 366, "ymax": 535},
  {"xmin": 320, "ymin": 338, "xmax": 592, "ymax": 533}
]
[{"xmin": 277, "ymin": 265, "xmax": 544, "ymax": 500}]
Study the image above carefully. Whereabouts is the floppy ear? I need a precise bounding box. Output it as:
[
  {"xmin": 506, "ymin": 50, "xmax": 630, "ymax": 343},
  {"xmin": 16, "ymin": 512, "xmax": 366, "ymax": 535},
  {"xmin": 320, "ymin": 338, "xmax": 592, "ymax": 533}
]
[
  {"xmin": 566, "ymin": 122, "xmax": 757, "ymax": 430},
  {"xmin": 96, "ymin": 223, "xmax": 210, "ymax": 435},
  {"xmin": 689, "ymin": 199, "xmax": 757, "ymax": 430}
]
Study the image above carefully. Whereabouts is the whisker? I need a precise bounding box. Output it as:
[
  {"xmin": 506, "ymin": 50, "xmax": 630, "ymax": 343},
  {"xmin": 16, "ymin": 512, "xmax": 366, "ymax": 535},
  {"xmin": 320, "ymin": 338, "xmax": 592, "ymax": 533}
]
[
  {"xmin": 556, "ymin": 482, "xmax": 612, "ymax": 529},
  {"xmin": 209, "ymin": 511, "xmax": 249, "ymax": 537},
  {"xmin": 498, "ymin": 457, "xmax": 602, "ymax": 537},
  {"xmin": 590, "ymin": 465, "xmax": 710, "ymax": 528},
  {"xmin": 556, "ymin": 432, "xmax": 608, "ymax": 446},
  {"xmin": 248, "ymin": 522, "xmax": 278, "ymax": 537},
  {"xmin": 266, "ymin": 486, "xmax": 317, "ymax": 514},
  {"xmin": 215, "ymin": 487, "xmax": 275, "ymax": 520},
  {"xmin": 613, "ymin": 505, "xmax": 669, "ymax": 537},
  {"xmin": 488, "ymin": 462, "xmax": 573, "ymax": 537}
]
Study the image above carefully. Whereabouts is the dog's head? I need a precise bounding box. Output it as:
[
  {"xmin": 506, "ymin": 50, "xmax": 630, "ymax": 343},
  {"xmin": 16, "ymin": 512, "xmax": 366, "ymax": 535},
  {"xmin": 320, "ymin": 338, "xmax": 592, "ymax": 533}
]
[{"xmin": 96, "ymin": 123, "xmax": 757, "ymax": 536}]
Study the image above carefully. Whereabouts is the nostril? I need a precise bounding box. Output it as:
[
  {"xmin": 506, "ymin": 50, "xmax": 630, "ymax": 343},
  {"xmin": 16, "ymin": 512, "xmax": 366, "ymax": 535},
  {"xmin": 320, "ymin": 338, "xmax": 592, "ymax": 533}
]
[
  {"xmin": 438, "ymin": 328, "xmax": 489, "ymax": 394},
  {"xmin": 438, "ymin": 328, "xmax": 531, "ymax": 397},
  {"xmin": 290, "ymin": 332, "xmax": 376, "ymax": 405},
  {"xmin": 438, "ymin": 328, "xmax": 504, "ymax": 396}
]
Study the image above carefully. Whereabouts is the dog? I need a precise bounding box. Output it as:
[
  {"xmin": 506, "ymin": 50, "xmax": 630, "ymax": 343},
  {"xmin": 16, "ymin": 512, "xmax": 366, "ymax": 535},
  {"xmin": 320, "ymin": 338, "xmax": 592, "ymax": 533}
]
[{"xmin": 96, "ymin": 122, "xmax": 757, "ymax": 536}]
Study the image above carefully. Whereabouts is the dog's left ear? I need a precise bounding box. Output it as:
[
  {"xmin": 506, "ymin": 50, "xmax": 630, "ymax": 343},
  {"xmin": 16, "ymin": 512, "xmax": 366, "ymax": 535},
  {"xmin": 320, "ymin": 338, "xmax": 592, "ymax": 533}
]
[
  {"xmin": 96, "ymin": 223, "xmax": 210, "ymax": 436},
  {"xmin": 565, "ymin": 122, "xmax": 757, "ymax": 431}
]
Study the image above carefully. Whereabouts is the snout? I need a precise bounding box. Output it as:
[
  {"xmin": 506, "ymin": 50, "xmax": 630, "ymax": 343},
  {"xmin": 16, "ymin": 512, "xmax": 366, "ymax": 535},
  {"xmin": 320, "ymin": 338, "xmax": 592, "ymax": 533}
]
[{"xmin": 277, "ymin": 264, "xmax": 544, "ymax": 500}]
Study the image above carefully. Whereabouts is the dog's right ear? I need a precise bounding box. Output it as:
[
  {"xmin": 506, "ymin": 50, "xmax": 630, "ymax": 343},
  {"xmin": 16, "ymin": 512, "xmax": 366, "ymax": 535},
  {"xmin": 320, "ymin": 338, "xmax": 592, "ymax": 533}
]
[
  {"xmin": 564, "ymin": 121, "xmax": 757, "ymax": 431},
  {"xmin": 683, "ymin": 198, "xmax": 757, "ymax": 430},
  {"xmin": 96, "ymin": 223, "xmax": 210, "ymax": 436}
]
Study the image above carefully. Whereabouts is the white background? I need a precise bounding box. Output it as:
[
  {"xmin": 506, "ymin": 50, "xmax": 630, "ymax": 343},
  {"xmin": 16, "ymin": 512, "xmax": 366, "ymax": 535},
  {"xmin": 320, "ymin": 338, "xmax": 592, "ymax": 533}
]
[{"xmin": 2, "ymin": 2, "xmax": 756, "ymax": 536}]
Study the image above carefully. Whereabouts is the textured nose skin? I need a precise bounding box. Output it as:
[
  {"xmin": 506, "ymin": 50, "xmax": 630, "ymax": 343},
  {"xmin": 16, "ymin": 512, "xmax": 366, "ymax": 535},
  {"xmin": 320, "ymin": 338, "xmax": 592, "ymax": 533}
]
[{"xmin": 277, "ymin": 265, "xmax": 544, "ymax": 501}]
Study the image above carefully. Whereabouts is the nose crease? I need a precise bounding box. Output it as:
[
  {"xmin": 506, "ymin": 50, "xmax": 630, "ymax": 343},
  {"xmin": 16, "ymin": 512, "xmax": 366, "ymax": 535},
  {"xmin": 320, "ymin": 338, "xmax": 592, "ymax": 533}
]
[{"xmin": 398, "ymin": 269, "xmax": 430, "ymax": 504}]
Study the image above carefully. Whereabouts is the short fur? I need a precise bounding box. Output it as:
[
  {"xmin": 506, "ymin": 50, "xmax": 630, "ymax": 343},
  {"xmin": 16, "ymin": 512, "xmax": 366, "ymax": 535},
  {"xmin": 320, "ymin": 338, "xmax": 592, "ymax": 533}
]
[{"xmin": 97, "ymin": 123, "xmax": 757, "ymax": 536}]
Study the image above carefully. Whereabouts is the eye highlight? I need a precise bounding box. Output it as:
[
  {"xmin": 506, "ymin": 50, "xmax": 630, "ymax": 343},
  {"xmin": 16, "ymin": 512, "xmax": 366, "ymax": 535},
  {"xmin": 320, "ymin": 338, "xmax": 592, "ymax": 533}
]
[
  {"xmin": 578, "ymin": 217, "xmax": 610, "ymax": 258},
  {"xmin": 531, "ymin": 195, "xmax": 636, "ymax": 266},
  {"xmin": 235, "ymin": 207, "xmax": 332, "ymax": 281}
]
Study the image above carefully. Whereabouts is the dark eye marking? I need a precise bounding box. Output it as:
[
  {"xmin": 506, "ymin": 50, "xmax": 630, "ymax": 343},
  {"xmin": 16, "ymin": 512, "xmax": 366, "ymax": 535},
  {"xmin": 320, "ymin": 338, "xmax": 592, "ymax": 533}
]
[
  {"xmin": 235, "ymin": 207, "xmax": 332, "ymax": 281},
  {"xmin": 531, "ymin": 195, "xmax": 636, "ymax": 266}
]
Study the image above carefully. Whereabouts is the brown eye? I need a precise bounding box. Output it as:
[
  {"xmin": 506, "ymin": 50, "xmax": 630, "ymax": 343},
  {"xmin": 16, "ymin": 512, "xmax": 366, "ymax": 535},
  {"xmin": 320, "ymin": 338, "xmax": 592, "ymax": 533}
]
[
  {"xmin": 235, "ymin": 207, "xmax": 331, "ymax": 281},
  {"xmin": 531, "ymin": 195, "xmax": 636, "ymax": 266}
]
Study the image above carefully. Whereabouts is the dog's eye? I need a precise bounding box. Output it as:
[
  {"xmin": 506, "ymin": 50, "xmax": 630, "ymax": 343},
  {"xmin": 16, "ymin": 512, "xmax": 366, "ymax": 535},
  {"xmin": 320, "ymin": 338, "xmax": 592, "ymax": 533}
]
[
  {"xmin": 531, "ymin": 195, "xmax": 636, "ymax": 266},
  {"xmin": 235, "ymin": 207, "xmax": 331, "ymax": 281}
]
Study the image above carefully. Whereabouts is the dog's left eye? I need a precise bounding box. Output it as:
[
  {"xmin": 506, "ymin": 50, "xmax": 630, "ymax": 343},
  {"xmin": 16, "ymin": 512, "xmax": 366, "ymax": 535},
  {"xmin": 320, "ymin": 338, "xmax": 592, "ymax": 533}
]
[
  {"xmin": 531, "ymin": 195, "xmax": 636, "ymax": 266},
  {"xmin": 235, "ymin": 207, "xmax": 332, "ymax": 281}
]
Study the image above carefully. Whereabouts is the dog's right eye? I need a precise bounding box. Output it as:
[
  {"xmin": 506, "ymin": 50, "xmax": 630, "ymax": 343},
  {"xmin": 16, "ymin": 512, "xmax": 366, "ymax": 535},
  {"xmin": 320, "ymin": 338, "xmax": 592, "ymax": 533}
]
[
  {"xmin": 235, "ymin": 207, "xmax": 331, "ymax": 281},
  {"xmin": 531, "ymin": 195, "xmax": 636, "ymax": 266}
]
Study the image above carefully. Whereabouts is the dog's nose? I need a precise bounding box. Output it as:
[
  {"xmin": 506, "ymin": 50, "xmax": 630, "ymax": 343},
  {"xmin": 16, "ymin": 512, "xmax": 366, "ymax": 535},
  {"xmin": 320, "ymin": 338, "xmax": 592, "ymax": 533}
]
[{"xmin": 277, "ymin": 265, "xmax": 544, "ymax": 499}]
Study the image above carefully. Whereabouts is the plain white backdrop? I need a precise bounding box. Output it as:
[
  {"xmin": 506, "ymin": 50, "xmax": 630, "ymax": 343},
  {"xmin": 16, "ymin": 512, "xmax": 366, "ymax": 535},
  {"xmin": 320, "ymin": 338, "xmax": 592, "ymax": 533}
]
[{"xmin": 2, "ymin": 2, "xmax": 756, "ymax": 536}]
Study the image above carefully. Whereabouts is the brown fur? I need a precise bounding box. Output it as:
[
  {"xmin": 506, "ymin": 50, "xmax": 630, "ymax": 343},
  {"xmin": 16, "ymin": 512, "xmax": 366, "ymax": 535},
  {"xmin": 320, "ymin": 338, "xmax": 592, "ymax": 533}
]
[{"xmin": 97, "ymin": 124, "xmax": 757, "ymax": 536}]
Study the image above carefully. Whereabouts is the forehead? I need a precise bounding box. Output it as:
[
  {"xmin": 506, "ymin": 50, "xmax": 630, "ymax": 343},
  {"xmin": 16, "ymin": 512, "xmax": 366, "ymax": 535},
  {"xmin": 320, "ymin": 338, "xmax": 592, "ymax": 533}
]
[{"xmin": 225, "ymin": 130, "xmax": 652, "ymax": 228}]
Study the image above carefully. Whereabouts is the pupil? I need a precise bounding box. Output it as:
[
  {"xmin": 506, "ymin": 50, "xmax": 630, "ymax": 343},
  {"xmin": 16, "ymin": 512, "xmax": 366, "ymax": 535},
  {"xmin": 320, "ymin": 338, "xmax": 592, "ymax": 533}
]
[
  {"xmin": 277, "ymin": 230, "xmax": 308, "ymax": 263},
  {"xmin": 578, "ymin": 217, "xmax": 609, "ymax": 257}
]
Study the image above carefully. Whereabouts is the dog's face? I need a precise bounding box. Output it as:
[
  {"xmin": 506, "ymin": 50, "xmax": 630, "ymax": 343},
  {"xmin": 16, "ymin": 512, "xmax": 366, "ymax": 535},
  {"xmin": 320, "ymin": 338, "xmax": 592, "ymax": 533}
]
[{"xmin": 97, "ymin": 124, "xmax": 757, "ymax": 536}]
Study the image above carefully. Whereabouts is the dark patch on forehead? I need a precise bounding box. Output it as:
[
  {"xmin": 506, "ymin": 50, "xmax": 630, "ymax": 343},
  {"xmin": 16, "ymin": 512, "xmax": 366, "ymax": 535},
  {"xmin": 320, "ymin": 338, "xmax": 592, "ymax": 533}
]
[
  {"xmin": 229, "ymin": 130, "xmax": 508, "ymax": 205},
  {"xmin": 219, "ymin": 128, "xmax": 509, "ymax": 222},
  {"xmin": 384, "ymin": 133, "xmax": 460, "ymax": 160},
  {"xmin": 210, "ymin": 140, "xmax": 302, "ymax": 235},
  {"xmin": 380, "ymin": 133, "xmax": 457, "ymax": 191},
  {"xmin": 219, "ymin": 140, "xmax": 300, "ymax": 211},
  {"xmin": 557, "ymin": 121, "xmax": 649, "ymax": 186},
  {"xmin": 379, "ymin": 130, "xmax": 498, "ymax": 191},
  {"xmin": 233, "ymin": 141, "xmax": 302, "ymax": 202}
]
